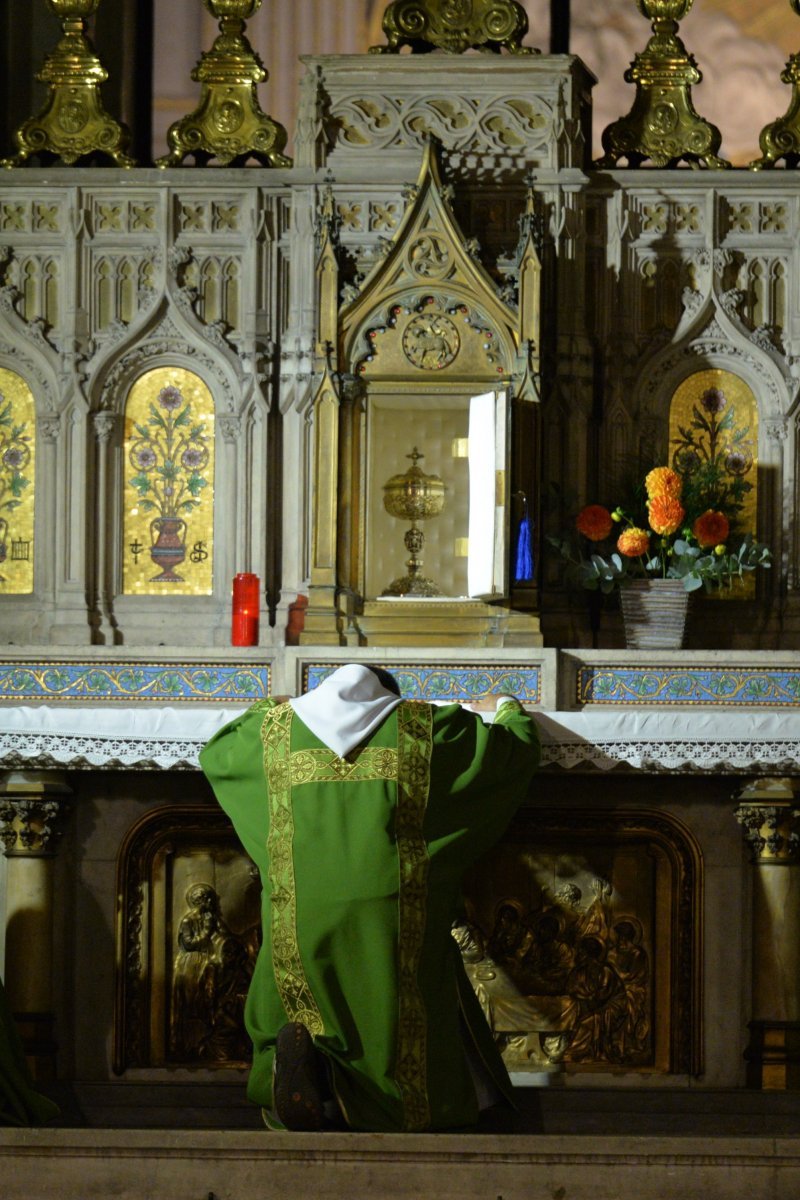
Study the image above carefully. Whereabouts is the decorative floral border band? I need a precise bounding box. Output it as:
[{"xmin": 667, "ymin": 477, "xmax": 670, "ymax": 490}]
[
  {"xmin": 0, "ymin": 662, "xmax": 271, "ymax": 703},
  {"xmin": 578, "ymin": 666, "xmax": 800, "ymax": 707},
  {"xmin": 304, "ymin": 663, "xmax": 541, "ymax": 704}
]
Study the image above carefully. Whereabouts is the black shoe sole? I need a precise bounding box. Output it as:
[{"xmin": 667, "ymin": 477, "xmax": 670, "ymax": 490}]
[{"xmin": 273, "ymin": 1022, "xmax": 324, "ymax": 1132}]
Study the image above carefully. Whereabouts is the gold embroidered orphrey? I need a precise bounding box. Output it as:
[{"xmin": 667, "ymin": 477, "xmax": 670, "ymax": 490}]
[{"xmin": 259, "ymin": 699, "xmax": 433, "ymax": 1130}]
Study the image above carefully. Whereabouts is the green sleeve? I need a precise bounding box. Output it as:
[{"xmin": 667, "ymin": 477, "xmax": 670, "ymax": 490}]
[
  {"xmin": 199, "ymin": 699, "xmax": 278, "ymax": 863},
  {"xmin": 425, "ymin": 700, "xmax": 540, "ymax": 853}
]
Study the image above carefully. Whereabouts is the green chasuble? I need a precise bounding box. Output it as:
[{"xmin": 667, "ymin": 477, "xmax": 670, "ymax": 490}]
[
  {"xmin": 0, "ymin": 977, "xmax": 59, "ymax": 1126},
  {"xmin": 200, "ymin": 697, "xmax": 539, "ymax": 1133}
]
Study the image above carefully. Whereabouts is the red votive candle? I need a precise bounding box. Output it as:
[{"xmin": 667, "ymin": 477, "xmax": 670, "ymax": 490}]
[{"xmin": 231, "ymin": 573, "xmax": 260, "ymax": 646}]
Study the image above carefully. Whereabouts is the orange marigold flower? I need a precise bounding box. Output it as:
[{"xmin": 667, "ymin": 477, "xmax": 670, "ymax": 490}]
[
  {"xmin": 648, "ymin": 495, "xmax": 685, "ymax": 536},
  {"xmin": 576, "ymin": 504, "xmax": 613, "ymax": 541},
  {"xmin": 693, "ymin": 509, "xmax": 730, "ymax": 548},
  {"xmin": 645, "ymin": 467, "xmax": 682, "ymax": 500},
  {"xmin": 617, "ymin": 527, "xmax": 650, "ymax": 557}
]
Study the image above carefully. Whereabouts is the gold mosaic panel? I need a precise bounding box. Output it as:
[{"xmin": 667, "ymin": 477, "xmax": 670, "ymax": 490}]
[
  {"xmin": 123, "ymin": 367, "xmax": 215, "ymax": 596},
  {"xmin": 0, "ymin": 367, "xmax": 35, "ymax": 594},
  {"xmin": 669, "ymin": 369, "xmax": 758, "ymax": 599}
]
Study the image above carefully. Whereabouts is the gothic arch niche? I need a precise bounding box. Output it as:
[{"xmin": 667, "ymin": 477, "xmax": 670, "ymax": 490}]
[
  {"xmin": 461, "ymin": 806, "xmax": 703, "ymax": 1077},
  {"xmin": 669, "ymin": 368, "xmax": 758, "ymax": 597},
  {"xmin": 302, "ymin": 141, "xmax": 542, "ymax": 646},
  {"xmin": 0, "ymin": 366, "xmax": 35, "ymax": 595},
  {"xmin": 122, "ymin": 367, "xmax": 216, "ymax": 597},
  {"xmin": 354, "ymin": 292, "xmax": 512, "ymax": 602},
  {"xmin": 115, "ymin": 804, "xmax": 261, "ymax": 1073}
]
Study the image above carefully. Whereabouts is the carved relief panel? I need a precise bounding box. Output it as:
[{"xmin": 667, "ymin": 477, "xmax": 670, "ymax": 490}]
[
  {"xmin": 115, "ymin": 804, "xmax": 261, "ymax": 1073},
  {"xmin": 115, "ymin": 802, "xmax": 702, "ymax": 1079},
  {"xmin": 461, "ymin": 807, "xmax": 703, "ymax": 1076}
]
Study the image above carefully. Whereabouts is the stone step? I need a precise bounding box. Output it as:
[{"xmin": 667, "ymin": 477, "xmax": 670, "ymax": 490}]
[
  {"xmin": 1, "ymin": 1127, "xmax": 799, "ymax": 1200},
  {"xmin": 38, "ymin": 1081, "xmax": 800, "ymax": 1135}
]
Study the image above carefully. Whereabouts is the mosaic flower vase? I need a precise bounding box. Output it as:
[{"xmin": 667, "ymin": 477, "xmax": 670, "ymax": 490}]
[
  {"xmin": 149, "ymin": 516, "xmax": 187, "ymax": 583},
  {"xmin": 620, "ymin": 578, "xmax": 689, "ymax": 650}
]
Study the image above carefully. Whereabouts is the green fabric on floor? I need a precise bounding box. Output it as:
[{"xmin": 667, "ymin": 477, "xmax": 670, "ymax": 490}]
[{"xmin": 0, "ymin": 977, "xmax": 59, "ymax": 1126}]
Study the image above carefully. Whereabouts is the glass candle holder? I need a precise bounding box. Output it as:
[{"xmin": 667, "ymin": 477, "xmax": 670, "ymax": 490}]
[{"xmin": 231, "ymin": 572, "xmax": 260, "ymax": 646}]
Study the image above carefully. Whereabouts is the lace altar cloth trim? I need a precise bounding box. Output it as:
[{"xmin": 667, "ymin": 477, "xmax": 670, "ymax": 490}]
[
  {"xmin": 0, "ymin": 706, "xmax": 240, "ymax": 770},
  {"xmin": 1, "ymin": 706, "xmax": 800, "ymax": 773}
]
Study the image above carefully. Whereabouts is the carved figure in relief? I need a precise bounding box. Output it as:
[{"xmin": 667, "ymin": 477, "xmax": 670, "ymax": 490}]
[
  {"xmin": 170, "ymin": 882, "xmax": 253, "ymax": 1063},
  {"xmin": 457, "ymin": 876, "xmax": 652, "ymax": 1069},
  {"xmin": 402, "ymin": 313, "xmax": 460, "ymax": 370},
  {"xmin": 607, "ymin": 919, "xmax": 651, "ymax": 1059}
]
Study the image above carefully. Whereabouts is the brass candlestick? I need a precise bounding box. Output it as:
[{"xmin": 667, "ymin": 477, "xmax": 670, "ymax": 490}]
[
  {"xmin": 1, "ymin": 0, "xmax": 134, "ymax": 169},
  {"xmin": 751, "ymin": 0, "xmax": 800, "ymax": 169},
  {"xmin": 156, "ymin": 0, "xmax": 290, "ymax": 168},
  {"xmin": 381, "ymin": 448, "xmax": 445, "ymax": 597},
  {"xmin": 594, "ymin": 0, "xmax": 729, "ymax": 169}
]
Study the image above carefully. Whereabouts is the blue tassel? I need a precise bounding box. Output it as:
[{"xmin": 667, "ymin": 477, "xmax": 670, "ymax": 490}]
[{"xmin": 514, "ymin": 510, "xmax": 534, "ymax": 583}]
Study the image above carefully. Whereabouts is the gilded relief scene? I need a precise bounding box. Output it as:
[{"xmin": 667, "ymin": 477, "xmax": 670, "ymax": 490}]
[
  {"xmin": 165, "ymin": 853, "xmax": 260, "ymax": 1067},
  {"xmin": 116, "ymin": 809, "xmax": 262, "ymax": 1073},
  {"xmin": 459, "ymin": 812, "xmax": 697, "ymax": 1076}
]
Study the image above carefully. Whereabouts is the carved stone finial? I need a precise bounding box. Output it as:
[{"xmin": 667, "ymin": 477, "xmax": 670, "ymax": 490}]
[{"xmin": 370, "ymin": 0, "xmax": 537, "ymax": 56}]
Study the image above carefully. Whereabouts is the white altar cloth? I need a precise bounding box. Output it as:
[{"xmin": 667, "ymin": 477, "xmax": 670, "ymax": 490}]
[{"xmin": 0, "ymin": 705, "xmax": 798, "ymax": 774}]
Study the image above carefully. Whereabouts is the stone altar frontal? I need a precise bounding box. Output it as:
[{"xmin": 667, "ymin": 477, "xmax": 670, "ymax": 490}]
[{"xmin": 0, "ymin": 646, "xmax": 798, "ymax": 1113}]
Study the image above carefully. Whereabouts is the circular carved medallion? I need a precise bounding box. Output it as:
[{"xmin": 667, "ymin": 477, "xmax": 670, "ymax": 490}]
[
  {"xmin": 59, "ymin": 99, "xmax": 89, "ymax": 135},
  {"xmin": 409, "ymin": 235, "xmax": 451, "ymax": 278},
  {"xmin": 215, "ymin": 100, "xmax": 245, "ymax": 135},
  {"xmin": 402, "ymin": 314, "xmax": 460, "ymax": 371}
]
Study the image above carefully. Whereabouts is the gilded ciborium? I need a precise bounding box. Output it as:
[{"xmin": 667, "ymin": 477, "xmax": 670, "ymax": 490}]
[
  {"xmin": 1, "ymin": 0, "xmax": 134, "ymax": 168},
  {"xmin": 156, "ymin": 0, "xmax": 290, "ymax": 168},
  {"xmin": 382, "ymin": 448, "xmax": 445, "ymax": 597}
]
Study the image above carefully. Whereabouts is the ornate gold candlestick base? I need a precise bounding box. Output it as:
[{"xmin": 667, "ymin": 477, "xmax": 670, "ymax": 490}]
[
  {"xmin": 156, "ymin": 0, "xmax": 290, "ymax": 168},
  {"xmin": 594, "ymin": 0, "xmax": 729, "ymax": 170},
  {"xmin": 751, "ymin": 4, "xmax": 800, "ymax": 170},
  {"xmin": 1, "ymin": 0, "xmax": 134, "ymax": 169}
]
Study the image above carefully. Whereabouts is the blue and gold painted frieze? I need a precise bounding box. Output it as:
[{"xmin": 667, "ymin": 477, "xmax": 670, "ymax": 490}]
[
  {"xmin": 0, "ymin": 661, "xmax": 270, "ymax": 703},
  {"xmin": 304, "ymin": 663, "xmax": 541, "ymax": 704},
  {"xmin": 578, "ymin": 665, "xmax": 800, "ymax": 707}
]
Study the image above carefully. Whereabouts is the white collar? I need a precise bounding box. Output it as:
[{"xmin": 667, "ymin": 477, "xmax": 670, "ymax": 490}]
[{"xmin": 289, "ymin": 664, "xmax": 403, "ymax": 758}]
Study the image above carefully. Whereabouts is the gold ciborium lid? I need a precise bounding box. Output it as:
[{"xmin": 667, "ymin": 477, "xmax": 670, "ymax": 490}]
[
  {"xmin": 203, "ymin": 0, "xmax": 261, "ymax": 18},
  {"xmin": 635, "ymin": 0, "xmax": 693, "ymax": 20},
  {"xmin": 47, "ymin": 0, "xmax": 100, "ymax": 14},
  {"xmin": 382, "ymin": 447, "xmax": 445, "ymax": 524}
]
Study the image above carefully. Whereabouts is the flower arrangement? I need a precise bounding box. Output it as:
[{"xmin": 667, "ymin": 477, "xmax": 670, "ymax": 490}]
[
  {"xmin": 0, "ymin": 392, "xmax": 31, "ymax": 515},
  {"xmin": 128, "ymin": 385, "xmax": 209, "ymax": 519},
  {"xmin": 550, "ymin": 464, "xmax": 771, "ymax": 595}
]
